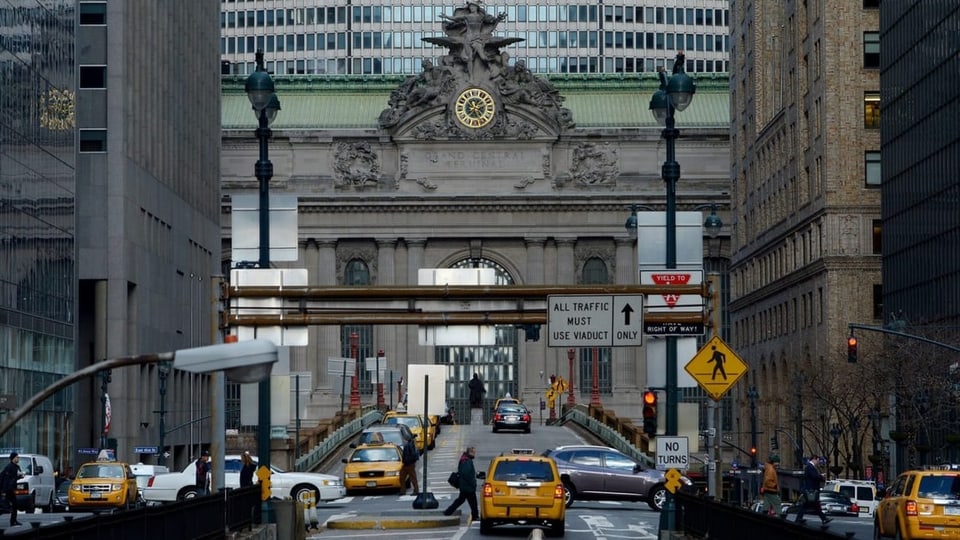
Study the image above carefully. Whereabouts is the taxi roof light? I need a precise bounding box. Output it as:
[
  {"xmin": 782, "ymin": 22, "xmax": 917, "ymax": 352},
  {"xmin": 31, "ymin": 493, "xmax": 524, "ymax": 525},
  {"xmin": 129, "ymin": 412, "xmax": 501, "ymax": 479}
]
[{"xmin": 511, "ymin": 448, "xmax": 535, "ymax": 455}]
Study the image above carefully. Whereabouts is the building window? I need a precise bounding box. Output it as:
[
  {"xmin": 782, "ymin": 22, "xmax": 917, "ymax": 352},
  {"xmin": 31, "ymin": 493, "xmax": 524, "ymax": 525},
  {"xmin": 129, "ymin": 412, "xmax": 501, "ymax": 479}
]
[
  {"xmin": 865, "ymin": 151, "xmax": 881, "ymax": 186},
  {"xmin": 79, "ymin": 2, "xmax": 107, "ymax": 25},
  {"xmin": 80, "ymin": 66, "xmax": 107, "ymax": 89},
  {"xmin": 872, "ymin": 219, "xmax": 882, "ymax": 254},
  {"xmin": 864, "ymin": 32, "xmax": 880, "ymax": 68},
  {"xmin": 342, "ymin": 258, "xmax": 373, "ymax": 393},
  {"xmin": 580, "ymin": 256, "xmax": 611, "ymax": 394},
  {"xmin": 863, "ymin": 0, "xmax": 879, "ymax": 8},
  {"xmin": 79, "ymin": 129, "xmax": 107, "ymax": 152},
  {"xmin": 873, "ymin": 284, "xmax": 883, "ymax": 320},
  {"xmin": 864, "ymin": 92, "xmax": 880, "ymax": 128}
]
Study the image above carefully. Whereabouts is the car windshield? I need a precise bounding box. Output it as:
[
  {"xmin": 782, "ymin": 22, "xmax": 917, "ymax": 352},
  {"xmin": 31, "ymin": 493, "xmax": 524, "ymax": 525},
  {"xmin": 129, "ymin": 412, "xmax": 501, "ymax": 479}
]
[
  {"xmin": 362, "ymin": 431, "xmax": 404, "ymax": 445},
  {"xmin": 497, "ymin": 404, "xmax": 526, "ymax": 414},
  {"xmin": 492, "ymin": 461, "xmax": 555, "ymax": 482},
  {"xmin": 351, "ymin": 448, "xmax": 400, "ymax": 463},
  {"xmin": 917, "ymin": 475, "xmax": 960, "ymax": 498},
  {"xmin": 386, "ymin": 416, "xmax": 420, "ymax": 429},
  {"xmin": 79, "ymin": 464, "xmax": 125, "ymax": 479}
]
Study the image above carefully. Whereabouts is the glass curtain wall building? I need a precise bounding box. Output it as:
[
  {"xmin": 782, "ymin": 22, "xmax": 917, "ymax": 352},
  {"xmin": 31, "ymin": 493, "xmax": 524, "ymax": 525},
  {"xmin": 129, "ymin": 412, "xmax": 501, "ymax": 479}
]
[
  {"xmin": 0, "ymin": 2, "xmax": 76, "ymax": 468},
  {"xmin": 220, "ymin": 1, "xmax": 730, "ymax": 76}
]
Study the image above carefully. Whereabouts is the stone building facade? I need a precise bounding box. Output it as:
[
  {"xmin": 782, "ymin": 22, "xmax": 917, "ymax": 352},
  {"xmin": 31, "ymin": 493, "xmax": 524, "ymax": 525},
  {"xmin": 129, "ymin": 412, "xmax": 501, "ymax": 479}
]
[{"xmin": 221, "ymin": 3, "xmax": 732, "ymax": 431}]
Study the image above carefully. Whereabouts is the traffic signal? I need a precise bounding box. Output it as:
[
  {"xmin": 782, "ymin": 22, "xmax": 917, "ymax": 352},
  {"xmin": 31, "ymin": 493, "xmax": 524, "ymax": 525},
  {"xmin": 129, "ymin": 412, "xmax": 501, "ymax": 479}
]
[
  {"xmin": 770, "ymin": 435, "xmax": 779, "ymax": 451},
  {"xmin": 642, "ymin": 390, "xmax": 658, "ymax": 437},
  {"xmin": 847, "ymin": 336, "xmax": 858, "ymax": 363}
]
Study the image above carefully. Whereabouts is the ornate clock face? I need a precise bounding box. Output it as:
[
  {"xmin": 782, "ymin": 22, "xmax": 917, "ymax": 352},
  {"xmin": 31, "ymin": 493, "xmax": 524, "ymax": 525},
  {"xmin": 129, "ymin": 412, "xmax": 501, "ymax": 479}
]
[{"xmin": 454, "ymin": 88, "xmax": 496, "ymax": 128}]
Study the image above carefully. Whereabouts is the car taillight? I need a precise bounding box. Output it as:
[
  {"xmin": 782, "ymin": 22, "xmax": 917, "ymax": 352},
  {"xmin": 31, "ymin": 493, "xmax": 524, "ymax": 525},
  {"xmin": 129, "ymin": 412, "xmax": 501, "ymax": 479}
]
[
  {"xmin": 483, "ymin": 483, "xmax": 493, "ymax": 498},
  {"xmin": 554, "ymin": 485, "xmax": 564, "ymax": 499},
  {"xmin": 851, "ymin": 503, "xmax": 859, "ymax": 513},
  {"xmin": 906, "ymin": 500, "xmax": 918, "ymax": 516},
  {"xmin": 147, "ymin": 476, "xmax": 156, "ymax": 487},
  {"xmin": 494, "ymin": 414, "xmax": 502, "ymax": 422},
  {"xmin": 522, "ymin": 414, "xmax": 530, "ymax": 422}
]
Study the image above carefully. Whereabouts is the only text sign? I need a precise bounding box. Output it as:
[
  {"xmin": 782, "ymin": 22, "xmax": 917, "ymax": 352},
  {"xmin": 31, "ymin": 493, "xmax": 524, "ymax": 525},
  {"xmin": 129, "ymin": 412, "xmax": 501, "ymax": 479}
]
[{"xmin": 548, "ymin": 295, "xmax": 644, "ymax": 347}]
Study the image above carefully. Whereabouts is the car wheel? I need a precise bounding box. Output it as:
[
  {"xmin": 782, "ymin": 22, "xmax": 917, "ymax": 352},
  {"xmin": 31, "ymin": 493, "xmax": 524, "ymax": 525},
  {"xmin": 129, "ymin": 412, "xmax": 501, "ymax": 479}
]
[
  {"xmin": 562, "ymin": 481, "xmax": 576, "ymax": 508},
  {"xmin": 479, "ymin": 519, "xmax": 492, "ymax": 535},
  {"xmin": 894, "ymin": 521, "xmax": 905, "ymax": 540},
  {"xmin": 648, "ymin": 485, "xmax": 667, "ymax": 512},
  {"xmin": 178, "ymin": 487, "xmax": 200, "ymax": 500},
  {"xmin": 548, "ymin": 519, "xmax": 565, "ymax": 537},
  {"xmin": 293, "ymin": 484, "xmax": 319, "ymax": 505},
  {"xmin": 45, "ymin": 492, "xmax": 55, "ymax": 514},
  {"xmin": 25, "ymin": 491, "xmax": 37, "ymax": 514},
  {"xmin": 524, "ymin": 426, "xmax": 531, "ymax": 433},
  {"xmin": 492, "ymin": 426, "xmax": 498, "ymax": 433}
]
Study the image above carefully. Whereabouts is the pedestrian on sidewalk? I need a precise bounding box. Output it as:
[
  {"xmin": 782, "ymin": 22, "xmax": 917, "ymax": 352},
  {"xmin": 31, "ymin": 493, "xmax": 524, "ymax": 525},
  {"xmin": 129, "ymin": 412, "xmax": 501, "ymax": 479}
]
[{"xmin": 761, "ymin": 454, "xmax": 783, "ymax": 517}]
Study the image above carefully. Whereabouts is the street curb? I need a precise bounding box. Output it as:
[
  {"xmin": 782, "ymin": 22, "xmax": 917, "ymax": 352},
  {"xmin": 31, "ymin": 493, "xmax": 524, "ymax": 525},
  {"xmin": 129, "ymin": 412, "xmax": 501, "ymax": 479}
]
[{"xmin": 326, "ymin": 511, "xmax": 462, "ymax": 530}]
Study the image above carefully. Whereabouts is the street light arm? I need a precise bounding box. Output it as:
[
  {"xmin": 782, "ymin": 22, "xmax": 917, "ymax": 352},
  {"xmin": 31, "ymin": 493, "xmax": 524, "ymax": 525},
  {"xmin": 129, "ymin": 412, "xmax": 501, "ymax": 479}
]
[{"xmin": 0, "ymin": 351, "xmax": 175, "ymax": 439}]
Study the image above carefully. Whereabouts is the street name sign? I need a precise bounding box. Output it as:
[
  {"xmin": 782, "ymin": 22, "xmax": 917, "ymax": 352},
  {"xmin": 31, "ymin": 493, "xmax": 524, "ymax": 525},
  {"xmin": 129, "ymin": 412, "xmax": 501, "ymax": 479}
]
[
  {"xmin": 134, "ymin": 446, "xmax": 158, "ymax": 454},
  {"xmin": 547, "ymin": 294, "xmax": 644, "ymax": 347},
  {"xmin": 684, "ymin": 335, "xmax": 748, "ymax": 401},
  {"xmin": 655, "ymin": 436, "xmax": 689, "ymax": 471}
]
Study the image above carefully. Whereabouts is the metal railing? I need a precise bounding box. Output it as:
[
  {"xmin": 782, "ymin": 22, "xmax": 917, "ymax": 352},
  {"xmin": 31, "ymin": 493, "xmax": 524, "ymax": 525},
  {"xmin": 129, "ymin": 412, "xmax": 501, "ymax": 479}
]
[
  {"xmin": 676, "ymin": 491, "xmax": 847, "ymax": 540},
  {"xmin": 561, "ymin": 406, "xmax": 656, "ymax": 467},
  {"xmin": 295, "ymin": 408, "xmax": 382, "ymax": 472}
]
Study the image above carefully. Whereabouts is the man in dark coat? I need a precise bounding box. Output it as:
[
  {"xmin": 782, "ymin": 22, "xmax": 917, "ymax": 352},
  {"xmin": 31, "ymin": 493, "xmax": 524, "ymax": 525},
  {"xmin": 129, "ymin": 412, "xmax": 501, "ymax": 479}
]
[
  {"xmin": 1, "ymin": 453, "xmax": 23, "ymax": 527},
  {"xmin": 443, "ymin": 446, "xmax": 479, "ymax": 521},
  {"xmin": 795, "ymin": 454, "xmax": 831, "ymax": 525},
  {"xmin": 468, "ymin": 374, "xmax": 486, "ymax": 408}
]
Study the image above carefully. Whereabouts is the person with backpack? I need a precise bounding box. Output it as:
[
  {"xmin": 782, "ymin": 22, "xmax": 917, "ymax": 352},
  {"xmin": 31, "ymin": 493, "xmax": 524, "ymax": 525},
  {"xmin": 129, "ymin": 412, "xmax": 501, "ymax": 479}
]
[{"xmin": 399, "ymin": 436, "xmax": 419, "ymax": 495}]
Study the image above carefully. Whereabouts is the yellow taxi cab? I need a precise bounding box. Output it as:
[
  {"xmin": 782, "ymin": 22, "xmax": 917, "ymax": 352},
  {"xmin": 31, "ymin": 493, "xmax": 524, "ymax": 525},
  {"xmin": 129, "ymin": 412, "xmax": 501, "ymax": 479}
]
[
  {"xmin": 383, "ymin": 411, "xmax": 431, "ymax": 451},
  {"xmin": 341, "ymin": 442, "xmax": 403, "ymax": 493},
  {"xmin": 492, "ymin": 395, "xmax": 522, "ymax": 412},
  {"xmin": 69, "ymin": 451, "xmax": 139, "ymax": 511},
  {"xmin": 478, "ymin": 448, "xmax": 565, "ymax": 536},
  {"xmin": 875, "ymin": 467, "xmax": 960, "ymax": 539}
]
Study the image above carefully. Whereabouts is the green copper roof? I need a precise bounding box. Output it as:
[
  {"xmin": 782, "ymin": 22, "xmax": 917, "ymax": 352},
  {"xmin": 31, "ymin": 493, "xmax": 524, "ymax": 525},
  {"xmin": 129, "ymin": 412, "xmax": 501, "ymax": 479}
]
[{"xmin": 222, "ymin": 73, "xmax": 730, "ymax": 131}]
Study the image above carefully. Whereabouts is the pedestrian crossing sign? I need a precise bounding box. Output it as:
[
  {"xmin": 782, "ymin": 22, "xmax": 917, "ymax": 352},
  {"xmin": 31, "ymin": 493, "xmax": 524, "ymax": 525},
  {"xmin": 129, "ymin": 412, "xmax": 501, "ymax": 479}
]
[{"xmin": 684, "ymin": 335, "xmax": 748, "ymax": 401}]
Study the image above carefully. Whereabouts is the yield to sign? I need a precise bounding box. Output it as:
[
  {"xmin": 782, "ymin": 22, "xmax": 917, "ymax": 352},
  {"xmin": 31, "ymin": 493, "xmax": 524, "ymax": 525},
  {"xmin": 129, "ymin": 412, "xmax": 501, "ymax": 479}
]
[
  {"xmin": 650, "ymin": 273, "xmax": 692, "ymax": 307},
  {"xmin": 641, "ymin": 270, "xmax": 703, "ymax": 310}
]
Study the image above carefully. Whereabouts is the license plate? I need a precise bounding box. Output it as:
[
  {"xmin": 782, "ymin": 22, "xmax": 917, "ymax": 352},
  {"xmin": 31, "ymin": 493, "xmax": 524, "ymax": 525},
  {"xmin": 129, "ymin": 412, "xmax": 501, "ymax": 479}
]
[
  {"xmin": 90, "ymin": 492, "xmax": 101, "ymax": 499},
  {"xmin": 512, "ymin": 488, "xmax": 535, "ymax": 496},
  {"xmin": 366, "ymin": 481, "xmax": 377, "ymax": 487},
  {"xmin": 944, "ymin": 506, "xmax": 960, "ymax": 516},
  {"xmin": 506, "ymin": 416, "xmax": 518, "ymax": 422}
]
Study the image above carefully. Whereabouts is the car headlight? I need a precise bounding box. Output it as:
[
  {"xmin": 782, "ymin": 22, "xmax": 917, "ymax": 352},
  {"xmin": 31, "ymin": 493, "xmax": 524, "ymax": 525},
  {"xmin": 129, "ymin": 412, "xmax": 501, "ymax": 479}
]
[
  {"xmin": 326, "ymin": 479, "xmax": 343, "ymax": 486},
  {"xmin": 71, "ymin": 484, "xmax": 81, "ymax": 492},
  {"xmin": 112, "ymin": 484, "xmax": 123, "ymax": 492},
  {"xmin": 386, "ymin": 471, "xmax": 399, "ymax": 477},
  {"xmin": 344, "ymin": 473, "xmax": 359, "ymax": 479}
]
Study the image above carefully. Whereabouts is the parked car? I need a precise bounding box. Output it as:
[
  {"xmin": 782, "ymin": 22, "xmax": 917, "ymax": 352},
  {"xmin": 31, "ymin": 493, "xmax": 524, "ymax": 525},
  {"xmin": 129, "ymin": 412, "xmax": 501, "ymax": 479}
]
[
  {"xmin": 491, "ymin": 402, "xmax": 532, "ymax": 433},
  {"xmin": 0, "ymin": 452, "xmax": 56, "ymax": 513},
  {"xmin": 478, "ymin": 449, "xmax": 565, "ymax": 537},
  {"xmin": 823, "ymin": 479, "xmax": 878, "ymax": 516},
  {"xmin": 543, "ymin": 444, "xmax": 692, "ymax": 511},
  {"xmin": 875, "ymin": 468, "xmax": 960, "ymax": 539},
  {"xmin": 53, "ymin": 479, "xmax": 71, "ymax": 512},
  {"xmin": 141, "ymin": 454, "xmax": 345, "ymax": 504},
  {"xmin": 782, "ymin": 490, "xmax": 859, "ymax": 517}
]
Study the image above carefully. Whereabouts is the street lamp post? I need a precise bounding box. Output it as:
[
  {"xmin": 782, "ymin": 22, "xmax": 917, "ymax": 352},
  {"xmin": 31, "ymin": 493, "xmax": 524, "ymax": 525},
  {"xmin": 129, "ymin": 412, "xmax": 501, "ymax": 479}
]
[
  {"xmin": 589, "ymin": 348, "xmax": 601, "ymax": 407},
  {"xmin": 747, "ymin": 387, "xmax": 759, "ymax": 468},
  {"xmin": 349, "ymin": 332, "xmax": 361, "ymax": 409},
  {"xmin": 830, "ymin": 424, "xmax": 842, "ymax": 480},
  {"xmin": 157, "ymin": 362, "xmax": 170, "ymax": 466},
  {"xmin": 245, "ymin": 49, "xmax": 281, "ymax": 523},
  {"xmin": 376, "ymin": 349, "xmax": 385, "ymax": 409},
  {"xmin": 566, "ymin": 349, "xmax": 576, "ymax": 408},
  {"xmin": 647, "ymin": 51, "xmax": 695, "ymax": 534}
]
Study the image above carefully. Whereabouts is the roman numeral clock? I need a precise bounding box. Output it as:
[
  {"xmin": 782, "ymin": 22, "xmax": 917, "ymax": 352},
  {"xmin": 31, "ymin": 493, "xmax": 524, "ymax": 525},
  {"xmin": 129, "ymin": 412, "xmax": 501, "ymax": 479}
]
[{"xmin": 454, "ymin": 87, "xmax": 496, "ymax": 129}]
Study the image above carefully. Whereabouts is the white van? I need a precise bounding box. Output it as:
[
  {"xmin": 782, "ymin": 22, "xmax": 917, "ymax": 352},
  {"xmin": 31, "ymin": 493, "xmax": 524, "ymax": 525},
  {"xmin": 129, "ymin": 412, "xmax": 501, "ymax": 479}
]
[
  {"xmin": 0, "ymin": 453, "xmax": 56, "ymax": 513},
  {"xmin": 823, "ymin": 479, "xmax": 878, "ymax": 517}
]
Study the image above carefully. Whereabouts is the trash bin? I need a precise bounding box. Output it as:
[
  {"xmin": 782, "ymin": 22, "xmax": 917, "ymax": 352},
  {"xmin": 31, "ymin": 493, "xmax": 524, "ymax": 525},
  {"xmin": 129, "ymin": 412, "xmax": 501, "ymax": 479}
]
[{"xmin": 272, "ymin": 498, "xmax": 306, "ymax": 540}]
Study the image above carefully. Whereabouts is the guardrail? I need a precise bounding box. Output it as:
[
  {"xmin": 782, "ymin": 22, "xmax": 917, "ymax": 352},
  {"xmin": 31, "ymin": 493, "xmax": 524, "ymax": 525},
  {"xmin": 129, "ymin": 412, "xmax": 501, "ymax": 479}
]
[
  {"xmin": 295, "ymin": 408, "xmax": 382, "ymax": 472},
  {"xmin": 676, "ymin": 491, "xmax": 848, "ymax": 540},
  {"xmin": 561, "ymin": 406, "xmax": 656, "ymax": 467}
]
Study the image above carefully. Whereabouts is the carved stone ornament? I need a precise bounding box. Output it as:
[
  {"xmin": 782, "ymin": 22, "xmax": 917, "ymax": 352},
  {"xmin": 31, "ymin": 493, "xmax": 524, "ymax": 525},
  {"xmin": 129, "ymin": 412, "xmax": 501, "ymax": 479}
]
[
  {"xmin": 569, "ymin": 142, "xmax": 620, "ymax": 186},
  {"xmin": 377, "ymin": 1, "xmax": 574, "ymax": 138},
  {"xmin": 333, "ymin": 141, "xmax": 380, "ymax": 188}
]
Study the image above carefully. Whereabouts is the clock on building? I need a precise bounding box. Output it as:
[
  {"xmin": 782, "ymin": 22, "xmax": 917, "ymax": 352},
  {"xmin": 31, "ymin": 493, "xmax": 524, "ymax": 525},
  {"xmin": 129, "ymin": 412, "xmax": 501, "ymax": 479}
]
[{"xmin": 454, "ymin": 87, "xmax": 496, "ymax": 129}]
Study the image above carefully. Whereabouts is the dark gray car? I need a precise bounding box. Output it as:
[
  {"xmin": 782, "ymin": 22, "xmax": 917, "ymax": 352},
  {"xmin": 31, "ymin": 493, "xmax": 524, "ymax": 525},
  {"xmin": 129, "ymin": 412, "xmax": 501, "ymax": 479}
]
[{"xmin": 543, "ymin": 444, "xmax": 690, "ymax": 511}]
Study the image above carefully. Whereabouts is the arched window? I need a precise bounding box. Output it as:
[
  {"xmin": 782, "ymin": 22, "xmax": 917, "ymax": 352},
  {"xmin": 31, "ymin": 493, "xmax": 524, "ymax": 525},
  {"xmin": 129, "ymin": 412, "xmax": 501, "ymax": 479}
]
[
  {"xmin": 341, "ymin": 258, "xmax": 374, "ymax": 393},
  {"xmin": 435, "ymin": 258, "xmax": 517, "ymax": 424},
  {"xmin": 579, "ymin": 257, "xmax": 612, "ymax": 395}
]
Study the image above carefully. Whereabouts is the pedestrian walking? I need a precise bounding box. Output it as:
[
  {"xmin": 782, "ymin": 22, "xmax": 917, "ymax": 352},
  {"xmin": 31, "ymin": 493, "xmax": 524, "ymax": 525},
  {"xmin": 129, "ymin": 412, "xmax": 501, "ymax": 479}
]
[
  {"xmin": 399, "ymin": 435, "xmax": 420, "ymax": 495},
  {"xmin": 761, "ymin": 454, "xmax": 783, "ymax": 517},
  {"xmin": 443, "ymin": 446, "xmax": 479, "ymax": 521},
  {"xmin": 795, "ymin": 454, "xmax": 831, "ymax": 525},
  {"xmin": 0, "ymin": 453, "xmax": 23, "ymax": 527},
  {"xmin": 468, "ymin": 374, "xmax": 486, "ymax": 408},
  {"xmin": 239, "ymin": 451, "xmax": 256, "ymax": 488},
  {"xmin": 195, "ymin": 450, "xmax": 211, "ymax": 496}
]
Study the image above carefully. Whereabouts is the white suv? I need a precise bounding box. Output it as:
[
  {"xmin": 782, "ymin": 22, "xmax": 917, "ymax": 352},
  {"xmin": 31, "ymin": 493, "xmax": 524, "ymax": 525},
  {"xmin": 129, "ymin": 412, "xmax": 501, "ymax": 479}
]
[{"xmin": 823, "ymin": 479, "xmax": 878, "ymax": 517}]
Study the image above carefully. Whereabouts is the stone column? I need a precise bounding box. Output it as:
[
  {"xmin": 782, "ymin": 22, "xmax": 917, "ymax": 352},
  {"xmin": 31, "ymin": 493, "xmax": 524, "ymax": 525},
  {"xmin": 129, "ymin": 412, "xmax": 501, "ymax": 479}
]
[
  {"xmin": 376, "ymin": 238, "xmax": 398, "ymax": 388},
  {"xmin": 316, "ymin": 240, "xmax": 339, "ymax": 389},
  {"xmin": 404, "ymin": 239, "xmax": 426, "ymax": 368}
]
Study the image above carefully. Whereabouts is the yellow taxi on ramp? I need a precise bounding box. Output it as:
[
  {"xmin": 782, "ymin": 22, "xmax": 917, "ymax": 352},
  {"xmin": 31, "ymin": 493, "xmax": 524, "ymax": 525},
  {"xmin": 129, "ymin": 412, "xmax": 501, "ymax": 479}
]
[
  {"xmin": 69, "ymin": 457, "xmax": 139, "ymax": 511},
  {"xmin": 383, "ymin": 412, "xmax": 431, "ymax": 451},
  {"xmin": 478, "ymin": 448, "xmax": 565, "ymax": 537},
  {"xmin": 341, "ymin": 443, "xmax": 403, "ymax": 493},
  {"xmin": 875, "ymin": 467, "xmax": 960, "ymax": 539}
]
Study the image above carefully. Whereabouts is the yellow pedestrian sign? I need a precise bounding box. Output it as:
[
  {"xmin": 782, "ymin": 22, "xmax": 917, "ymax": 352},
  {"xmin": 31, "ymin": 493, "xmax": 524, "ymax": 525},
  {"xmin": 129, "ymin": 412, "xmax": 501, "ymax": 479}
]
[{"xmin": 684, "ymin": 335, "xmax": 748, "ymax": 401}]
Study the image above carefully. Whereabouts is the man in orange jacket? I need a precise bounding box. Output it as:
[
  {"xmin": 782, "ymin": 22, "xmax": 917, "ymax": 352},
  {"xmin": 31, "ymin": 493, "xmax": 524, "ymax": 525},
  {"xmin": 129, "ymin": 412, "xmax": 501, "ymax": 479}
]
[{"xmin": 761, "ymin": 454, "xmax": 783, "ymax": 517}]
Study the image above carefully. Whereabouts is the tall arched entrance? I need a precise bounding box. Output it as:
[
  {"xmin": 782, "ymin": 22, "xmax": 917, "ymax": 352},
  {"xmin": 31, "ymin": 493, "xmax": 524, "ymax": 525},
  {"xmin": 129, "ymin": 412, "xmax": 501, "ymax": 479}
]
[{"xmin": 435, "ymin": 258, "xmax": 518, "ymax": 424}]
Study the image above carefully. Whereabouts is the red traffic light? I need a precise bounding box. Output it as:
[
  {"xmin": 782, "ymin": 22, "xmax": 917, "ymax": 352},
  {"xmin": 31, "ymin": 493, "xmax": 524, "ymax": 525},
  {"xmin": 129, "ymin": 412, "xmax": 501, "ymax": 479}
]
[
  {"xmin": 643, "ymin": 390, "xmax": 657, "ymax": 406},
  {"xmin": 847, "ymin": 336, "xmax": 858, "ymax": 347},
  {"xmin": 750, "ymin": 447, "xmax": 757, "ymax": 455},
  {"xmin": 847, "ymin": 335, "xmax": 859, "ymax": 363}
]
